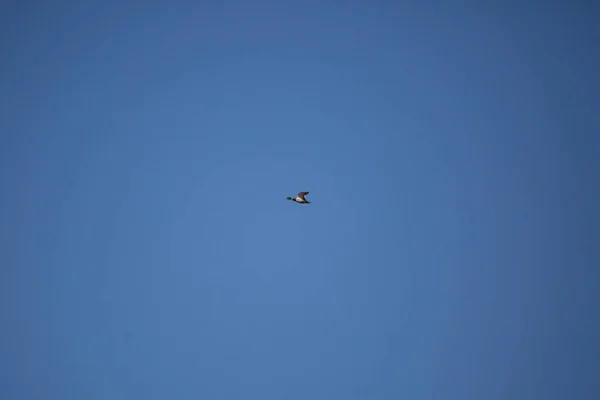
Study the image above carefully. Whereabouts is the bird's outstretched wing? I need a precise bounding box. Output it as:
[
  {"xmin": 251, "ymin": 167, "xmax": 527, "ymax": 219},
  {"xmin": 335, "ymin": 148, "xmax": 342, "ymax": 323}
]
[{"xmin": 297, "ymin": 191, "xmax": 309, "ymax": 200}]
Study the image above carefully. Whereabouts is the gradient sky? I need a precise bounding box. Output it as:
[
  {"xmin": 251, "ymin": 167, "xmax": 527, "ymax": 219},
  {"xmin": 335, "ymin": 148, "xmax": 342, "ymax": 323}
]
[{"xmin": 1, "ymin": 1, "xmax": 599, "ymax": 399}]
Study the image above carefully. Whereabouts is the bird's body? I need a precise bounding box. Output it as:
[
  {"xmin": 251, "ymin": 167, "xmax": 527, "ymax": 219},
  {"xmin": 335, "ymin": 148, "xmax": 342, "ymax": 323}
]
[{"xmin": 286, "ymin": 191, "xmax": 310, "ymax": 204}]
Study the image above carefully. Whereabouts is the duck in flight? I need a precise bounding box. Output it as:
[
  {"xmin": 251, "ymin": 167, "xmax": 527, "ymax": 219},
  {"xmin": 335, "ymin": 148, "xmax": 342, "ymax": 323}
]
[{"xmin": 286, "ymin": 191, "xmax": 310, "ymax": 204}]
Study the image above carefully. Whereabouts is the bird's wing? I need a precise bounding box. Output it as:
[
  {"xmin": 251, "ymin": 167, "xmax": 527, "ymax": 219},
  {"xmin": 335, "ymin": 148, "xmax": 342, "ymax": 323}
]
[{"xmin": 297, "ymin": 191, "xmax": 309, "ymax": 199}]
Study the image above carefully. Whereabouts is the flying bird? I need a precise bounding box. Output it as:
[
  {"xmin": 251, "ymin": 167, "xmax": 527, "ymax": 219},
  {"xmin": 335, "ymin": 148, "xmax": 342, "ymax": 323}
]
[{"xmin": 286, "ymin": 191, "xmax": 310, "ymax": 204}]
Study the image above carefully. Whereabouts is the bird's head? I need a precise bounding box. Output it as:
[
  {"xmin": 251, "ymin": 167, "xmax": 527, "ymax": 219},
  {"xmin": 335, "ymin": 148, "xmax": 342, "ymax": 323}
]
[{"xmin": 285, "ymin": 197, "xmax": 293, "ymax": 200}]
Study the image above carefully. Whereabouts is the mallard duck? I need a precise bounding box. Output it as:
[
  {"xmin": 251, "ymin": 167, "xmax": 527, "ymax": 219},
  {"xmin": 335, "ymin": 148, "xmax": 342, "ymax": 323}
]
[{"xmin": 286, "ymin": 191, "xmax": 310, "ymax": 204}]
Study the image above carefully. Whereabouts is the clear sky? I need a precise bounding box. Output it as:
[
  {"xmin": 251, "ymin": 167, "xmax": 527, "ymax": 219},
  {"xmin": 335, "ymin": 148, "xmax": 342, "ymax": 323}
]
[{"xmin": 1, "ymin": 1, "xmax": 599, "ymax": 399}]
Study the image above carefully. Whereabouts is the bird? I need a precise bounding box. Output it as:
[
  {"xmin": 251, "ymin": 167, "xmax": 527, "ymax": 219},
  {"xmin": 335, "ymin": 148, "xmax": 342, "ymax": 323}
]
[{"xmin": 286, "ymin": 191, "xmax": 310, "ymax": 204}]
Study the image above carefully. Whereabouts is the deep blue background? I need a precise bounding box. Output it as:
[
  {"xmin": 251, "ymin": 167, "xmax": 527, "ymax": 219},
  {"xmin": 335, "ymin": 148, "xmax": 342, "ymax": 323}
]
[{"xmin": 1, "ymin": 1, "xmax": 599, "ymax": 399}]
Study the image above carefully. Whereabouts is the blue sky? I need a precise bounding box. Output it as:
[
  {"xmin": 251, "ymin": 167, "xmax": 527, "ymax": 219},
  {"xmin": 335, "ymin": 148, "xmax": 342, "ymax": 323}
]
[{"xmin": 1, "ymin": 1, "xmax": 599, "ymax": 399}]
